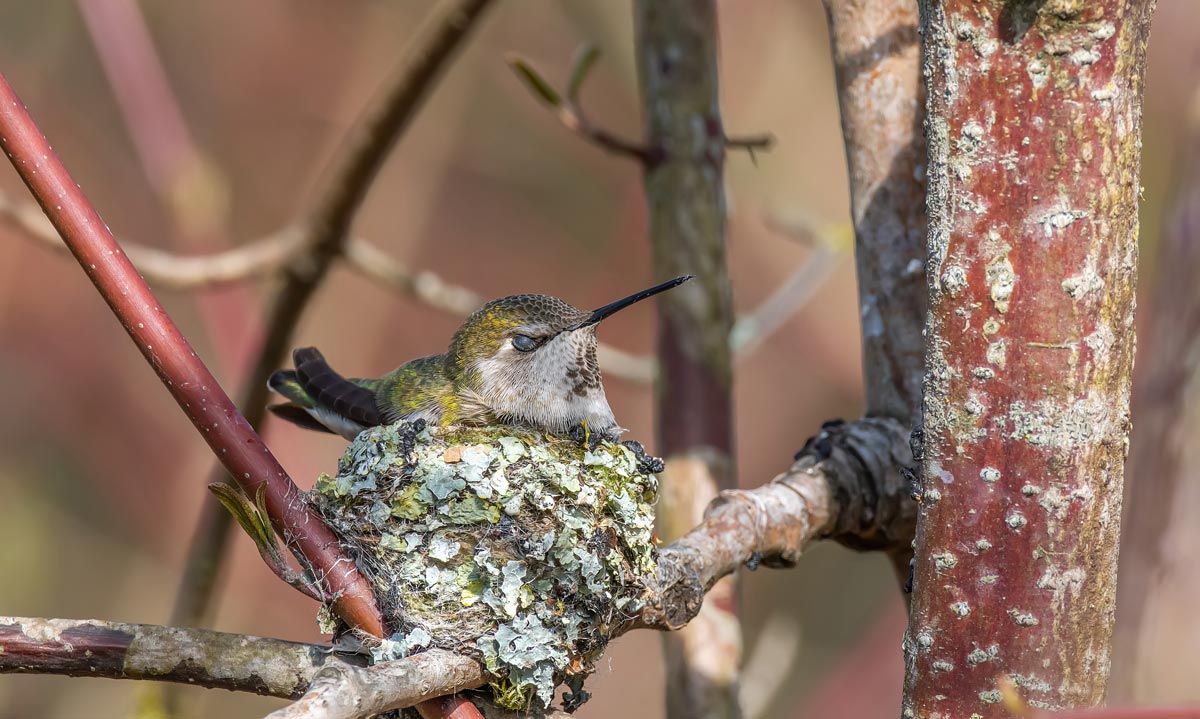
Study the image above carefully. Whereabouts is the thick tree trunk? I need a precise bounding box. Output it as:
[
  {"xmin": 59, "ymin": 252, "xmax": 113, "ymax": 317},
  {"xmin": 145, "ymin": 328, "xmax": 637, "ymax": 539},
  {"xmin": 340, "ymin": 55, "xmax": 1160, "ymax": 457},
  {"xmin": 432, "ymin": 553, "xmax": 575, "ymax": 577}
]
[
  {"xmin": 632, "ymin": 2, "xmax": 740, "ymax": 718},
  {"xmin": 905, "ymin": 1, "xmax": 1154, "ymax": 716}
]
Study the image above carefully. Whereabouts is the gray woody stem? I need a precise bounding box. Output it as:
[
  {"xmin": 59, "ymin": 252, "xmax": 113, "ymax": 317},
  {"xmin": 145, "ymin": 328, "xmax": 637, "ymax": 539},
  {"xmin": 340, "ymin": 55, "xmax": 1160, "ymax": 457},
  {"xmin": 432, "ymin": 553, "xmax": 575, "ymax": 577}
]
[{"xmin": 0, "ymin": 617, "xmax": 365, "ymax": 699}]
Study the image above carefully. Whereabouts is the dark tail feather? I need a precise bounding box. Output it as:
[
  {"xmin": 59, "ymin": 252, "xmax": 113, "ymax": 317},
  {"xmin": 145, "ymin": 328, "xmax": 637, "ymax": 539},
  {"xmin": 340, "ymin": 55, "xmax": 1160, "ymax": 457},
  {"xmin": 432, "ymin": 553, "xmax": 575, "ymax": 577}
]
[
  {"xmin": 267, "ymin": 403, "xmax": 336, "ymax": 434},
  {"xmin": 268, "ymin": 370, "xmax": 313, "ymax": 407},
  {"xmin": 292, "ymin": 347, "xmax": 383, "ymax": 427}
]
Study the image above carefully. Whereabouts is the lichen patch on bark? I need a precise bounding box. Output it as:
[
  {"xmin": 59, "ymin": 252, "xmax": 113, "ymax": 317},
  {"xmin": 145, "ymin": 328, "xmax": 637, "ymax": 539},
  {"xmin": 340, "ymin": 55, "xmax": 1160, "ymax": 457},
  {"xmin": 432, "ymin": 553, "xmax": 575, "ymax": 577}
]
[{"xmin": 905, "ymin": 1, "xmax": 1154, "ymax": 716}]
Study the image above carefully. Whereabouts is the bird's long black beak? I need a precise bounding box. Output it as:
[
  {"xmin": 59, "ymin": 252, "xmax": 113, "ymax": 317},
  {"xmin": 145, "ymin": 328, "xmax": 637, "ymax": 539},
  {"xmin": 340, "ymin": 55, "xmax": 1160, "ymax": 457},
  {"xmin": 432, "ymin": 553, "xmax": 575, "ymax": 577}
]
[{"xmin": 568, "ymin": 275, "xmax": 693, "ymax": 331}]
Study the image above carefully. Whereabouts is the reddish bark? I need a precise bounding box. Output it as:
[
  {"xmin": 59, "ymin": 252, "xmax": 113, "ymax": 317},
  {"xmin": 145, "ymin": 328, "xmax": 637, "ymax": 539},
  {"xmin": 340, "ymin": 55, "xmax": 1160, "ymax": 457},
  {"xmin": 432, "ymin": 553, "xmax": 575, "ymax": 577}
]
[
  {"xmin": 905, "ymin": 1, "xmax": 1154, "ymax": 716},
  {"xmin": 0, "ymin": 71, "xmax": 384, "ymax": 638}
]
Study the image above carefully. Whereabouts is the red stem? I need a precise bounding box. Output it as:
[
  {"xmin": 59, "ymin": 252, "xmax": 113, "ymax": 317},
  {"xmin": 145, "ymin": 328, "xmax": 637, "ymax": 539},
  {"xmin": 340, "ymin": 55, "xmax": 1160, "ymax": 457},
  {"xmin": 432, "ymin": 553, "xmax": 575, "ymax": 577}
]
[{"xmin": 0, "ymin": 70, "xmax": 385, "ymax": 638}]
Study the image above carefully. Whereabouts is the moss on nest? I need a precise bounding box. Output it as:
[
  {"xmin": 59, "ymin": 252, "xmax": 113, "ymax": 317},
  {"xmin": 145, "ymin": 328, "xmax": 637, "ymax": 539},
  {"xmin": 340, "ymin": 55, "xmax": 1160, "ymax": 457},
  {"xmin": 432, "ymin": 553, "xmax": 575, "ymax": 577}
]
[{"xmin": 309, "ymin": 422, "xmax": 659, "ymax": 710}]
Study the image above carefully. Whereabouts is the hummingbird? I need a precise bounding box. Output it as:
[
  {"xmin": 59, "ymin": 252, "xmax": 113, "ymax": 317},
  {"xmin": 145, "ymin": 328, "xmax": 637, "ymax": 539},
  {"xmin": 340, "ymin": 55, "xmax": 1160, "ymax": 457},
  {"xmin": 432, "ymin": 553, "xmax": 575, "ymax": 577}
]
[{"xmin": 267, "ymin": 275, "xmax": 691, "ymax": 443}]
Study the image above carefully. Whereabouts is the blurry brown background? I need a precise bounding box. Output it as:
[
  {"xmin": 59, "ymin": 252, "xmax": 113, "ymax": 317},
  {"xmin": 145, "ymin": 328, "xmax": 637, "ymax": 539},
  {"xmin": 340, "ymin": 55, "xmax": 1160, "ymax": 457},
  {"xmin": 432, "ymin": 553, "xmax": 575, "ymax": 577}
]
[{"xmin": 0, "ymin": 2, "xmax": 1196, "ymax": 718}]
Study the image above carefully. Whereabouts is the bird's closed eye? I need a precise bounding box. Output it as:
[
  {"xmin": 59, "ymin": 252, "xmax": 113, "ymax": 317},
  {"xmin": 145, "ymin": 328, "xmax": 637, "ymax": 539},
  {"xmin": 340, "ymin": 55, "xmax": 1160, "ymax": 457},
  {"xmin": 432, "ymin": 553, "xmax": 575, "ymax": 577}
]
[{"xmin": 512, "ymin": 334, "xmax": 540, "ymax": 352}]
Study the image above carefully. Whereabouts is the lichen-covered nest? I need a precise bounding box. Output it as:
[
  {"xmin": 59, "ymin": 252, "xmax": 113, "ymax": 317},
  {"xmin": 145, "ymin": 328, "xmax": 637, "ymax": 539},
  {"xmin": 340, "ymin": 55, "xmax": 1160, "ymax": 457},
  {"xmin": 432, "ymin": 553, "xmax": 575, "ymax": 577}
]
[{"xmin": 308, "ymin": 422, "xmax": 659, "ymax": 710}]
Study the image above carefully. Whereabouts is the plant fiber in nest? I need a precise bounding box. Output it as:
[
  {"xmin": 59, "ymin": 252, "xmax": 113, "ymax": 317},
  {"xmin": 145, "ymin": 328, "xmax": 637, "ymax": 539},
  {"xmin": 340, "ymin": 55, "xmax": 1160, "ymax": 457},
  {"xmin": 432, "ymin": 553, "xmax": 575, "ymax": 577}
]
[{"xmin": 309, "ymin": 422, "xmax": 659, "ymax": 710}]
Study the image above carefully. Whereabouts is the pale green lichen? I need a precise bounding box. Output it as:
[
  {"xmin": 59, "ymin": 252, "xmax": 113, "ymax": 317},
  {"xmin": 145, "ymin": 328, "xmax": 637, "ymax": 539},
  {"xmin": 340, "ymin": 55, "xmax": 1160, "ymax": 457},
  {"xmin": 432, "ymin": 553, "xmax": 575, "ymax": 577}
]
[{"xmin": 309, "ymin": 422, "xmax": 659, "ymax": 711}]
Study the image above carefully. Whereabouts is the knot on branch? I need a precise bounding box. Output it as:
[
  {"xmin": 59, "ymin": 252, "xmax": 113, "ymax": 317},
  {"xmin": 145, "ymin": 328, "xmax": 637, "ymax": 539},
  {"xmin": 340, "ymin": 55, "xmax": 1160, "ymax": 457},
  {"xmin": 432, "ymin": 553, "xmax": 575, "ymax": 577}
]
[
  {"xmin": 794, "ymin": 417, "xmax": 915, "ymax": 552},
  {"xmin": 641, "ymin": 547, "xmax": 706, "ymax": 631}
]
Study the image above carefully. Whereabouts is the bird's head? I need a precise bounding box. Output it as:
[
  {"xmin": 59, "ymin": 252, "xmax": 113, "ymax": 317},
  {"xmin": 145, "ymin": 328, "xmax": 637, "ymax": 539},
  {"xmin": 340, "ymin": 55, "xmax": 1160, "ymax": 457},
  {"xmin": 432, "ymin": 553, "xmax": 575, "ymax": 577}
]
[{"xmin": 445, "ymin": 275, "xmax": 692, "ymax": 432}]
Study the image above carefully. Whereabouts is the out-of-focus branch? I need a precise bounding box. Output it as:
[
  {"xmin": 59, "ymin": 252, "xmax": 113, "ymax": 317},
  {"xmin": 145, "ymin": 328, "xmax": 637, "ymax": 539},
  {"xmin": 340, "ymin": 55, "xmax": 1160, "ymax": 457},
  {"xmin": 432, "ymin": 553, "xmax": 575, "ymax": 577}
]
[
  {"xmin": 1111, "ymin": 89, "xmax": 1200, "ymax": 700},
  {"xmin": 169, "ymin": 0, "xmax": 497, "ymax": 660},
  {"xmin": 629, "ymin": 4, "xmax": 747, "ymax": 717},
  {"xmin": 729, "ymin": 245, "xmax": 839, "ymax": 356},
  {"xmin": 737, "ymin": 615, "xmax": 802, "ymax": 719},
  {"xmin": 4, "ymin": 192, "xmax": 301, "ymax": 288},
  {"xmin": 0, "ymin": 617, "xmax": 358, "ymax": 698},
  {"xmin": 342, "ymin": 238, "xmax": 483, "ymax": 315},
  {"xmin": 76, "ymin": 0, "xmax": 229, "ymax": 235},
  {"xmin": 0, "ymin": 68, "xmax": 385, "ymax": 636},
  {"xmin": 9, "ymin": 187, "xmax": 821, "ymax": 383},
  {"xmin": 507, "ymin": 45, "xmax": 772, "ymax": 166}
]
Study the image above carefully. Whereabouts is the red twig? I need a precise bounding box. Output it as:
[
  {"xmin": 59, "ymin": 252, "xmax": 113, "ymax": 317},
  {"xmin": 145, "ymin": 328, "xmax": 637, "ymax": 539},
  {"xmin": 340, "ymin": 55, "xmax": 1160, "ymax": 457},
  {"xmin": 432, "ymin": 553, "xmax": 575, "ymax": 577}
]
[{"xmin": 0, "ymin": 70, "xmax": 385, "ymax": 638}]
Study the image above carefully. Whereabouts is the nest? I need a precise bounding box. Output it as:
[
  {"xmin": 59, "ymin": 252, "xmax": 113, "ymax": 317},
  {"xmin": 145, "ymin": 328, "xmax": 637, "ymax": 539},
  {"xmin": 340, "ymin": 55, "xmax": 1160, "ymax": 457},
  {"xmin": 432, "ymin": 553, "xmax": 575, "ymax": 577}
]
[{"xmin": 309, "ymin": 422, "xmax": 659, "ymax": 711}]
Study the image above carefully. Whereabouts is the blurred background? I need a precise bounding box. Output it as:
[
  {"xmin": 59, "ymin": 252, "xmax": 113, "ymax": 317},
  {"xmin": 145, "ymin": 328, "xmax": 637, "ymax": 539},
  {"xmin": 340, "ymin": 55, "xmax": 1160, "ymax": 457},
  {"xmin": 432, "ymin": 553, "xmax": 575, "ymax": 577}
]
[{"xmin": 0, "ymin": 2, "xmax": 1196, "ymax": 717}]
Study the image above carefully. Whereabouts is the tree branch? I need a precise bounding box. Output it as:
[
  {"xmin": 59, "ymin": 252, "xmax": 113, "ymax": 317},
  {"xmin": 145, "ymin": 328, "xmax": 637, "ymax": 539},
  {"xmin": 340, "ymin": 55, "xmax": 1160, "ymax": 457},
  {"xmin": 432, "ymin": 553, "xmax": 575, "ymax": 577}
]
[
  {"xmin": 0, "ymin": 617, "xmax": 359, "ymax": 698},
  {"xmin": 507, "ymin": 48, "xmax": 654, "ymax": 162},
  {"xmin": 262, "ymin": 653, "xmax": 484, "ymax": 719},
  {"xmin": 630, "ymin": 3, "xmax": 745, "ymax": 716},
  {"xmin": 506, "ymin": 45, "xmax": 772, "ymax": 168},
  {"xmin": 638, "ymin": 417, "xmax": 913, "ymax": 631},
  {"xmin": 0, "ymin": 68, "xmax": 385, "ymax": 636}
]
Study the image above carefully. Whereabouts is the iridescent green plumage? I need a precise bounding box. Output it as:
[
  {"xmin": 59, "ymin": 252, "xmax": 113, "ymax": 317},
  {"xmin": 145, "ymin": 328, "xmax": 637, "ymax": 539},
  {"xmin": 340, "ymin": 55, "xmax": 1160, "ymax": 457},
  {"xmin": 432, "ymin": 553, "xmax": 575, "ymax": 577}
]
[{"xmin": 267, "ymin": 277, "xmax": 692, "ymax": 440}]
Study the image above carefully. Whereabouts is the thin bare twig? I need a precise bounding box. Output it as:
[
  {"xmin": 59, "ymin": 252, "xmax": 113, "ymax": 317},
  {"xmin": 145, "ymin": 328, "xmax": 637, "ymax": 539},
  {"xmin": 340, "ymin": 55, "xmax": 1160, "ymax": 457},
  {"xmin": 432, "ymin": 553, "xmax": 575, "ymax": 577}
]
[
  {"xmin": 507, "ymin": 47, "xmax": 652, "ymax": 162},
  {"xmin": 3, "ymin": 191, "xmax": 302, "ymax": 288},
  {"xmin": 0, "ymin": 69, "xmax": 385, "ymax": 635},
  {"xmin": 730, "ymin": 245, "xmax": 839, "ymax": 356},
  {"xmin": 8, "ymin": 183, "xmax": 828, "ymax": 386},
  {"xmin": 507, "ymin": 45, "xmax": 772, "ymax": 168}
]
